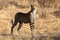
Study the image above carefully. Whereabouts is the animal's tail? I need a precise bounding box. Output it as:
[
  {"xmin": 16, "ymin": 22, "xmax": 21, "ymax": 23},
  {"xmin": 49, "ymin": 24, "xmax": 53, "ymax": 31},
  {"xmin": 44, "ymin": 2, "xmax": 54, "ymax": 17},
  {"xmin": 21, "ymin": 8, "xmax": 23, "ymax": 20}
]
[{"xmin": 11, "ymin": 20, "xmax": 13, "ymax": 25}]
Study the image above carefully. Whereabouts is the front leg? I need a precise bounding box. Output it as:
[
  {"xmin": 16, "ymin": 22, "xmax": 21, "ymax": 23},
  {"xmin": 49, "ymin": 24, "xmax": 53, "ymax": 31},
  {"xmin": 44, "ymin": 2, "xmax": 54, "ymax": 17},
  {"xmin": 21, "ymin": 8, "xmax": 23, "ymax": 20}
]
[
  {"xmin": 30, "ymin": 22, "xmax": 35, "ymax": 38},
  {"xmin": 30, "ymin": 23, "xmax": 34, "ymax": 31}
]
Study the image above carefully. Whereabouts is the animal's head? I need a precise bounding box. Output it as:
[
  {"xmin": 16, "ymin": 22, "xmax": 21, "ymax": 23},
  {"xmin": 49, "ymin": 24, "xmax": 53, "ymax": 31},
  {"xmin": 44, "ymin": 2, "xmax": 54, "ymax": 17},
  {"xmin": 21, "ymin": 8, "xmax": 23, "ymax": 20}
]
[
  {"xmin": 31, "ymin": 5, "xmax": 35, "ymax": 12},
  {"xmin": 30, "ymin": 5, "xmax": 37, "ymax": 20}
]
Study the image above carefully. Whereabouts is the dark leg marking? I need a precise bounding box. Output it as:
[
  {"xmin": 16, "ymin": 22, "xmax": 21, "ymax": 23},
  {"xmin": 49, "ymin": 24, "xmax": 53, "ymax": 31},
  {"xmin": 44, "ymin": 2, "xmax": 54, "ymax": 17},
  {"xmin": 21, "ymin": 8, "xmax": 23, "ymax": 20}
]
[
  {"xmin": 17, "ymin": 22, "xmax": 22, "ymax": 31},
  {"xmin": 30, "ymin": 23, "xmax": 34, "ymax": 31}
]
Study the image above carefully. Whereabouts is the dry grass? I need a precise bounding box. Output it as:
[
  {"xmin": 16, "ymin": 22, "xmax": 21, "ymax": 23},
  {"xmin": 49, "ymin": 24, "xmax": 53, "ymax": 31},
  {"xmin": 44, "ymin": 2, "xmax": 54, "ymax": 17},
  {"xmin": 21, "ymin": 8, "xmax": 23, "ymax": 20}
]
[{"xmin": 0, "ymin": 0, "xmax": 60, "ymax": 40}]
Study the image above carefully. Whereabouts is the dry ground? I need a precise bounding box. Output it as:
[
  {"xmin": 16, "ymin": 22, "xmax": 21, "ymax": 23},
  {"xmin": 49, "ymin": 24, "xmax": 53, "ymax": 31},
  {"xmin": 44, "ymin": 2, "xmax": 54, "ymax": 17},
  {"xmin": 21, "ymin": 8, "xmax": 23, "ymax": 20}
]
[{"xmin": 0, "ymin": 0, "xmax": 60, "ymax": 40}]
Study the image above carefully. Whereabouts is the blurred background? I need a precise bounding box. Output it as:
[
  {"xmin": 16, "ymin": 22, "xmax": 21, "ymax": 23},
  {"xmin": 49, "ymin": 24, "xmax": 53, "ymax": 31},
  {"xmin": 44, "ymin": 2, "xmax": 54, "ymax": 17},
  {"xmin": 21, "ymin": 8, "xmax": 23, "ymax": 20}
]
[{"xmin": 0, "ymin": 0, "xmax": 60, "ymax": 40}]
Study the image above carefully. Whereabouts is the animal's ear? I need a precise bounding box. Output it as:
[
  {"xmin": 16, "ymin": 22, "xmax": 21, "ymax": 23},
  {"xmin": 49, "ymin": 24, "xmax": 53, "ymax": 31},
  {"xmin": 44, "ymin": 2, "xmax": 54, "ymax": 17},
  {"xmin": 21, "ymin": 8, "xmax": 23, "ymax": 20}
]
[
  {"xmin": 31, "ymin": 5, "xmax": 33, "ymax": 7},
  {"xmin": 31, "ymin": 4, "xmax": 34, "ymax": 7},
  {"xmin": 31, "ymin": 5, "xmax": 33, "ymax": 6},
  {"xmin": 31, "ymin": 5, "xmax": 34, "ymax": 8}
]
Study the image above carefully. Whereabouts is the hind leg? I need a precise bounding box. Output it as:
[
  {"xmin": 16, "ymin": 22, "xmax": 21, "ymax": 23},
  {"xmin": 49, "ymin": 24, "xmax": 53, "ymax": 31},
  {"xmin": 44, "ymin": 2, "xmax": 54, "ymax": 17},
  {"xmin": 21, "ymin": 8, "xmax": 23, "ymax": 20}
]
[
  {"xmin": 11, "ymin": 20, "xmax": 18, "ymax": 34},
  {"xmin": 17, "ymin": 22, "xmax": 22, "ymax": 31}
]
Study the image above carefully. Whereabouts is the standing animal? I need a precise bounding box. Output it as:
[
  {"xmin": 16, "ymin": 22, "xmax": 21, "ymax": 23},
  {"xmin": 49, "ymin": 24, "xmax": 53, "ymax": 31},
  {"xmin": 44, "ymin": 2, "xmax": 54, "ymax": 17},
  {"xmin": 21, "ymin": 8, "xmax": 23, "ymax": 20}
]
[{"xmin": 11, "ymin": 5, "xmax": 36, "ymax": 34}]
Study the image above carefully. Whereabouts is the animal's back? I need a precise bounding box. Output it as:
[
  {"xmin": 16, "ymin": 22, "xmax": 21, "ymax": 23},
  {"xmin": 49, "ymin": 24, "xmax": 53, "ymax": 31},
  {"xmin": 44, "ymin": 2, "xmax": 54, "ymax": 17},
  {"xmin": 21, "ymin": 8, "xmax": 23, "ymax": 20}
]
[{"xmin": 15, "ymin": 12, "xmax": 30, "ymax": 23}]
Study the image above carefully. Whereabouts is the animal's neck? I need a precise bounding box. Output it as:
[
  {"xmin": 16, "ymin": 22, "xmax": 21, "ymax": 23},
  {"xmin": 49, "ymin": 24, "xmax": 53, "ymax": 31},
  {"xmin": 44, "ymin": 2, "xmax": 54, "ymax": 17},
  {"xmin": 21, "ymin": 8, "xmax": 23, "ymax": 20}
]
[
  {"xmin": 32, "ymin": 9, "xmax": 36, "ymax": 17},
  {"xmin": 28, "ymin": 5, "xmax": 33, "ymax": 13},
  {"xmin": 28, "ymin": 8, "xmax": 36, "ymax": 16},
  {"xmin": 33, "ymin": 9, "xmax": 36, "ymax": 14}
]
